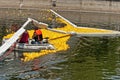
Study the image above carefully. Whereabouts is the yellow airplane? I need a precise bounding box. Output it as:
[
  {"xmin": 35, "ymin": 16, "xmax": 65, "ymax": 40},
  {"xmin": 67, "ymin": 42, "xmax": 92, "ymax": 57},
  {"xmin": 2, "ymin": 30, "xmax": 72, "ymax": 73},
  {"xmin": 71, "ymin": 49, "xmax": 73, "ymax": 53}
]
[{"xmin": 2, "ymin": 9, "xmax": 120, "ymax": 62}]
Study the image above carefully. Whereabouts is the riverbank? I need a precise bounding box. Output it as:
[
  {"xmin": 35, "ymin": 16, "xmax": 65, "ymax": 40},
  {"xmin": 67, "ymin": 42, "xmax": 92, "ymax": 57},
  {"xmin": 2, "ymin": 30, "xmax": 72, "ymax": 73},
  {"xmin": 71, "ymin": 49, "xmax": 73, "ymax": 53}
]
[
  {"xmin": 1, "ymin": 0, "xmax": 120, "ymax": 13},
  {"xmin": 2, "ymin": 0, "xmax": 120, "ymax": 30},
  {"xmin": 0, "ymin": 0, "xmax": 80, "ymax": 11}
]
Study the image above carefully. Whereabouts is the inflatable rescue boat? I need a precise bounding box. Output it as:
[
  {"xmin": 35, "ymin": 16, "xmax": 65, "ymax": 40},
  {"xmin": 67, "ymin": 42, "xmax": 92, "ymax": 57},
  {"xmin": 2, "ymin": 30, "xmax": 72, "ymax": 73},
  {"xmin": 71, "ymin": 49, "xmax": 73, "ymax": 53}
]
[{"xmin": 2, "ymin": 38, "xmax": 55, "ymax": 52}]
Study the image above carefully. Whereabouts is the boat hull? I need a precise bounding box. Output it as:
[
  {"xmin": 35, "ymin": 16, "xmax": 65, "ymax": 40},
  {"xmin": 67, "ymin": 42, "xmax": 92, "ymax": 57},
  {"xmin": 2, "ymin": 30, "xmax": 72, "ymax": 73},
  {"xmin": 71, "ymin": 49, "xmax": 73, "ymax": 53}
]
[
  {"xmin": 14, "ymin": 43, "xmax": 55, "ymax": 51},
  {"xmin": 2, "ymin": 39, "xmax": 55, "ymax": 52}
]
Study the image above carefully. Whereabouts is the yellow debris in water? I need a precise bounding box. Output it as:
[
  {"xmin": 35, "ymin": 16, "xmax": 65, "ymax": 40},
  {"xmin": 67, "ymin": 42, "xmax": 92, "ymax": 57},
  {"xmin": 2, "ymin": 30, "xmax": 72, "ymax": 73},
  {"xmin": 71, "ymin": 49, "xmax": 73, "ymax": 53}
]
[
  {"xmin": 3, "ymin": 17, "xmax": 114, "ymax": 62},
  {"xmin": 4, "ymin": 33, "xmax": 14, "ymax": 39},
  {"xmin": 27, "ymin": 17, "xmax": 114, "ymax": 62},
  {"xmin": 22, "ymin": 29, "xmax": 70, "ymax": 62},
  {"xmin": 3, "ymin": 29, "xmax": 70, "ymax": 62},
  {"xmin": 55, "ymin": 18, "xmax": 113, "ymax": 33}
]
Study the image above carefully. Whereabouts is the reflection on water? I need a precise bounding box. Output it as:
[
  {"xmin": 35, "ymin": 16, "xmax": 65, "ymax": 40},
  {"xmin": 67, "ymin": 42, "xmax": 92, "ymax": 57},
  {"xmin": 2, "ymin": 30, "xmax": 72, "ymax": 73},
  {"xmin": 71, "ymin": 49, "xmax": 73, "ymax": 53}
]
[
  {"xmin": 0, "ymin": 37, "xmax": 120, "ymax": 80},
  {"xmin": 1, "ymin": 9, "xmax": 120, "ymax": 80},
  {"xmin": 0, "ymin": 53, "xmax": 66, "ymax": 80},
  {"xmin": 56, "ymin": 37, "xmax": 120, "ymax": 80}
]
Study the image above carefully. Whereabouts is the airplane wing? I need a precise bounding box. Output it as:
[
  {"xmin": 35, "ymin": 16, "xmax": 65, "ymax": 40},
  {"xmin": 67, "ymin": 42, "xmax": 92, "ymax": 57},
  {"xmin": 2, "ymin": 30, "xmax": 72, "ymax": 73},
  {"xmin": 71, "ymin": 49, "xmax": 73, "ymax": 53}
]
[
  {"xmin": 0, "ymin": 18, "xmax": 32, "ymax": 56},
  {"xmin": 50, "ymin": 9, "xmax": 120, "ymax": 37},
  {"xmin": 72, "ymin": 27, "xmax": 120, "ymax": 37},
  {"xmin": 31, "ymin": 18, "xmax": 48, "ymax": 29}
]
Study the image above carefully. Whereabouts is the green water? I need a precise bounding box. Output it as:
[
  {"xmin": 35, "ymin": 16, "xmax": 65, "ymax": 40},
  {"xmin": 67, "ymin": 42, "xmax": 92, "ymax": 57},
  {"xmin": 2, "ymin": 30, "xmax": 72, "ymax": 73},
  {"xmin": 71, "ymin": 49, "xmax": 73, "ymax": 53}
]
[
  {"xmin": 0, "ymin": 9, "xmax": 120, "ymax": 80},
  {"xmin": 0, "ymin": 37, "xmax": 119, "ymax": 80},
  {"xmin": 58, "ymin": 37, "xmax": 120, "ymax": 80}
]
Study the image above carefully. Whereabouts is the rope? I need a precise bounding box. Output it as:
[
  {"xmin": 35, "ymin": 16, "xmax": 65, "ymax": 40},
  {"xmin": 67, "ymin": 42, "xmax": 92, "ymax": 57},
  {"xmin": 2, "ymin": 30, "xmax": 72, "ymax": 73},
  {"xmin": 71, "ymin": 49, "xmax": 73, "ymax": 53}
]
[{"xmin": 49, "ymin": 34, "xmax": 71, "ymax": 41}]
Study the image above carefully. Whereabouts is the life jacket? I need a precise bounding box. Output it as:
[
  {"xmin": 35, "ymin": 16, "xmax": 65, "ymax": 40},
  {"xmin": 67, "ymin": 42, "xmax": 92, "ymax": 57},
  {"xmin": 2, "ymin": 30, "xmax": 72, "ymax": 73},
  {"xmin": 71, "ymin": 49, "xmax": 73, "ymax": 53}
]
[{"xmin": 35, "ymin": 29, "xmax": 42, "ymax": 35}]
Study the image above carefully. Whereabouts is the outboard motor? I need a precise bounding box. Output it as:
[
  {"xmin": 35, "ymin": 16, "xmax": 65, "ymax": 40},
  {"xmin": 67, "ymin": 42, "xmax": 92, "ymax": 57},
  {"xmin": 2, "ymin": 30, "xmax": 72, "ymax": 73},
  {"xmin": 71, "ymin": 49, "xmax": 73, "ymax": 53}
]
[{"xmin": 42, "ymin": 39, "xmax": 48, "ymax": 43}]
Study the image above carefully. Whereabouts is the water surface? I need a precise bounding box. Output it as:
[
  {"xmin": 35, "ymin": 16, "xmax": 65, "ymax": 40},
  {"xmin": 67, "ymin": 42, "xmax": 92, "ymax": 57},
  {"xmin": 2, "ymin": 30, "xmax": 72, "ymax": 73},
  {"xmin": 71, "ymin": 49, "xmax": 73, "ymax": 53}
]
[{"xmin": 0, "ymin": 9, "xmax": 120, "ymax": 80}]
